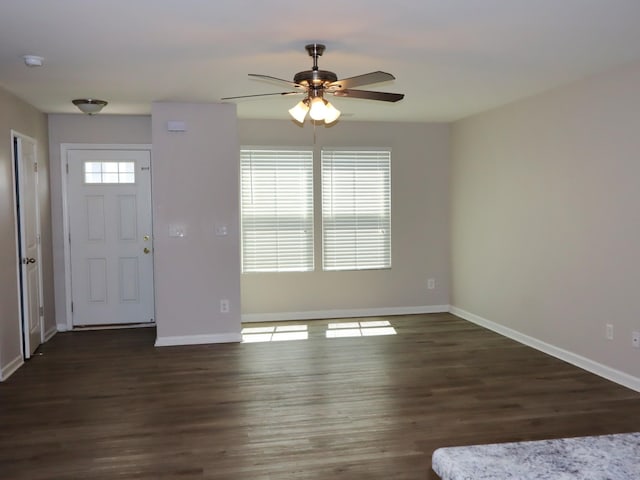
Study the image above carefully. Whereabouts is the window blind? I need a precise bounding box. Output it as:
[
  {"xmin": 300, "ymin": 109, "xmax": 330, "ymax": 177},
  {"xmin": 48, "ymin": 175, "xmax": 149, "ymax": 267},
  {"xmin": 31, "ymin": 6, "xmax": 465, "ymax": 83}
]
[
  {"xmin": 240, "ymin": 148, "xmax": 314, "ymax": 272},
  {"xmin": 321, "ymin": 149, "xmax": 391, "ymax": 271}
]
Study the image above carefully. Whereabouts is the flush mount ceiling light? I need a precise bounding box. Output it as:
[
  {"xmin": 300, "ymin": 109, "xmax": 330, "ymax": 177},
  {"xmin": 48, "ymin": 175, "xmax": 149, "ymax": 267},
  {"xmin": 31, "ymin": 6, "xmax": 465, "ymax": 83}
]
[
  {"xmin": 222, "ymin": 43, "xmax": 404, "ymax": 125},
  {"xmin": 72, "ymin": 98, "xmax": 108, "ymax": 115}
]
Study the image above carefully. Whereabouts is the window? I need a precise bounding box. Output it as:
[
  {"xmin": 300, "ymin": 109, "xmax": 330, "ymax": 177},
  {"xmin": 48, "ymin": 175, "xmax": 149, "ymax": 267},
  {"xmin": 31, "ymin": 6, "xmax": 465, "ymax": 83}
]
[
  {"xmin": 84, "ymin": 161, "xmax": 135, "ymax": 184},
  {"xmin": 240, "ymin": 148, "xmax": 314, "ymax": 272},
  {"xmin": 322, "ymin": 149, "xmax": 391, "ymax": 271}
]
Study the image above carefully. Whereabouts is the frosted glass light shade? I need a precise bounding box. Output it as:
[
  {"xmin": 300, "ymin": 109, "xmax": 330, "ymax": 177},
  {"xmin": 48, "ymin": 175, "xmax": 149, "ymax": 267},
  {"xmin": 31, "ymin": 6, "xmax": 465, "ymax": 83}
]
[
  {"xmin": 73, "ymin": 98, "xmax": 108, "ymax": 115},
  {"xmin": 288, "ymin": 101, "xmax": 309, "ymax": 123},
  {"xmin": 323, "ymin": 102, "xmax": 341, "ymax": 123},
  {"xmin": 309, "ymin": 97, "xmax": 328, "ymax": 121}
]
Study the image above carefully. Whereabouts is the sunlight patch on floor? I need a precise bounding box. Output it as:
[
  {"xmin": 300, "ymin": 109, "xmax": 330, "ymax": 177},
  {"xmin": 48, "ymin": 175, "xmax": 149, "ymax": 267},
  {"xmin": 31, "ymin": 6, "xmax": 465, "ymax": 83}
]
[
  {"xmin": 242, "ymin": 325, "xmax": 308, "ymax": 343},
  {"xmin": 242, "ymin": 320, "xmax": 397, "ymax": 343},
  {"xmin": 325, "ymin": 320, "xmax": 397, "ymax": 338}
]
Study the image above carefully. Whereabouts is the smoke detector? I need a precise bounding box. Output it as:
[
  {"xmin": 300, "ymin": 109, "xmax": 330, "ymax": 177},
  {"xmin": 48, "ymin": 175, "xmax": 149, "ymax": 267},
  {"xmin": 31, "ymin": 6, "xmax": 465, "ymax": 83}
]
[{"xmin": 23, "ymin": 55, "xmax": 44, "ymax": 67}]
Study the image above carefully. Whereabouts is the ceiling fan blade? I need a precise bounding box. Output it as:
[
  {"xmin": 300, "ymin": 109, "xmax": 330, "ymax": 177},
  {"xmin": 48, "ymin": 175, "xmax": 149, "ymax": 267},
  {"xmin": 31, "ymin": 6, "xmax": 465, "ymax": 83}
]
[
  {"xmin": 248, "ymin": 73, "xmax": 303, "ymax": 88},
  {"xmin": 329, "ymin": 71, "xmax": 396, "ymax": 89},
  {"xmin": 332, "ymin": 89, "xmax": 404, "ymax": 102},
  {"xmin": 221, "ymin": 91, "xmax": 301, "ymax": 100}
]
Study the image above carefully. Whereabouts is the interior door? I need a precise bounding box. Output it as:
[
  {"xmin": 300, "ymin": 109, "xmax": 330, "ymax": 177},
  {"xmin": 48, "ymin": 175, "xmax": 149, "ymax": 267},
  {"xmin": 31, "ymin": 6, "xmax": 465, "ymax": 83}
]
[
  {"xmin": 67, "ymin": 149, "xmax": 154, "ymax": 327},
  {"xmin": 14, "ymin": 134, "xmax": 43, "ymax": 358}
]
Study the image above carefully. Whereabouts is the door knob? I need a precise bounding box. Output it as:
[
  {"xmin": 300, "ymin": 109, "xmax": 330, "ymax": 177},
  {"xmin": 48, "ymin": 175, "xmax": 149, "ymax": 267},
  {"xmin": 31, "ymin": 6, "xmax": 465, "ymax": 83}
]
[
  {"xmin": 143, "ymin": 247, "xmax": 151, "ymax": 254},
  {"xmin": 23, "ymin": 257, "xmax": 36, "ymax": 264}
]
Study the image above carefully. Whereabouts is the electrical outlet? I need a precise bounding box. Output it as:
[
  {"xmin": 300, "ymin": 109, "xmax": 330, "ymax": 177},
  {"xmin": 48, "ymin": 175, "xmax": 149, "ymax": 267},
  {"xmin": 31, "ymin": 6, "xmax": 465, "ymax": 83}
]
[
  {"xmin": 427, "ymin": 278, "xmax": 435, "ymax": 290},
  {"xmin": 606, "ymin": 324, "xmax": 614, "ymax": 340},
  {"xmin": 632, "ymin": 331, "xmax": 640, "ymax": 349},
  {"xmin": 220, "ymin": 299, "xmax": 230, "ymax": 313}
]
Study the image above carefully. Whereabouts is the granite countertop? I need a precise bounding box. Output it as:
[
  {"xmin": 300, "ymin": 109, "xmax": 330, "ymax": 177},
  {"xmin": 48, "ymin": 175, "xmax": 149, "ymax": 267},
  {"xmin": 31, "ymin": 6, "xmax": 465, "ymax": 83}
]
[{"xmin": 432, "ymin": 432, "xmax": 640, "ymax": 480}]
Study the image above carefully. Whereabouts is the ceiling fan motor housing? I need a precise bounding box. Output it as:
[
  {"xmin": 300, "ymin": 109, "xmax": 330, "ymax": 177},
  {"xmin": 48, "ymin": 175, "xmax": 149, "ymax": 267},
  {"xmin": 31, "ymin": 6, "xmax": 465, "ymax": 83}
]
[
  {"xmin": 293, "ymin": 43, "xmax": 338, "ymax": 91},
  {"xmin": 293, "ymin": 69, "xmax": 338, "ymax": 88}
]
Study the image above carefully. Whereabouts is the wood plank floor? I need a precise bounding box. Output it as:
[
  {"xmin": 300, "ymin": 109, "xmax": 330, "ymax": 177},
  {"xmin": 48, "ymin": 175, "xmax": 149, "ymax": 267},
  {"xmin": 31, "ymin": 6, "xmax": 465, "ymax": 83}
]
[{"xmin": 1, "ymin": 313, "xmax": 639, "ymax": 480}]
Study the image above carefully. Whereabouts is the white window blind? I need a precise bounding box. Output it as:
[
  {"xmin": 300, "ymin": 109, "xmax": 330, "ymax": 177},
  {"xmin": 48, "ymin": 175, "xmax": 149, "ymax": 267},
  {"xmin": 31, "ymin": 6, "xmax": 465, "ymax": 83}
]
[
  {"xmin": 321, "ymin": 149, "xmax": 391, "ymax": 271},
  {"xmin": 240, "ymin": 148, "xmax": 314, "ymax": 272}
]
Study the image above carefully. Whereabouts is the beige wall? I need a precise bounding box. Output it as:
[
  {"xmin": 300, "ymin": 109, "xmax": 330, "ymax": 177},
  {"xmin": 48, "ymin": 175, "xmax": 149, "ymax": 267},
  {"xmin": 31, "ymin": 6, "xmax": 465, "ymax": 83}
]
[
  {"xmin": 451, "ymin": 60, "xmax": 640, "ymax": 381},
  {"xmin": 152, "ymin": 103, "xmax": 241, "ymax": 344},
  {"xmin": 49, "ymin": 109, "xmax": 241, "ymax": 344},
  {"xmin": 0, "ymin": 86, "xmax": 53, "ymax": 379},
  {"xmin": 47, "ymin": 114, "xmax": 152, "ymax": 328},
  {"xmin": 48, "ymin": 114, "xmax": 449, "ymax": 333},
  {"xmin": 239, "ymin": 120, "xmax": 450, "ymax": 319}
]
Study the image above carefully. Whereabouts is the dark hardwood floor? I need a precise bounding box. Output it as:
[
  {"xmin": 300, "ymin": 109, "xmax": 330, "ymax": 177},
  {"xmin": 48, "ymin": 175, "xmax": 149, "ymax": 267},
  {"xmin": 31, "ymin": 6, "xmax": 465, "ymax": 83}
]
[{"xmin": 1, "ymin": 313, "xmax": 639, "ymax": 479}]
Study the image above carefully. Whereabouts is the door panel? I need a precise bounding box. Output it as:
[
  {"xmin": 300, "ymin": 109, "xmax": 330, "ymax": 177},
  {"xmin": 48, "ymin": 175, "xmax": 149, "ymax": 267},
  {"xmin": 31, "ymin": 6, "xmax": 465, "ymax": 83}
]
[
  {"xmin": 14, "ymin": 134, "xmax": 43, "ymax": 358},
  {"xmin": 68, "ymin": 149, "xmax": 154, "ymax": 327}
]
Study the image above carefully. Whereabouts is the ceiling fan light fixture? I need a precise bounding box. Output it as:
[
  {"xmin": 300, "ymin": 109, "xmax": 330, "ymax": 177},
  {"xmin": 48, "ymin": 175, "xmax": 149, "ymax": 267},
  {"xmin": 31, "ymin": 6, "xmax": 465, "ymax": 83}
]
[
  {"xmin": 288, "ymin": 100, "xmax": 309, "ymax": 123},
  {"xmin": 309, "ymin": 97, "xmax": 328, "ymax": 121},
  {"xmin": 72, "ymin": 98, "xmax": 108, "ymax": 115},
  {"xmin": 323, "ymin": 102, "xmax": 341, "ymax": 124},
  {"xmin": 224, "ymin": 43, "xmax": 404, "ymax": 126}
]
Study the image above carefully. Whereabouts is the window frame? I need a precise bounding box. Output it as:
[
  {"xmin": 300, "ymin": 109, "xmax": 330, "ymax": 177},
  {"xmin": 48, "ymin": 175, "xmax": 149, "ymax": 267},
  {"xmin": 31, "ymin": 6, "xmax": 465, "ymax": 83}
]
[
  {"xmin": 240, "ymin": 147, "xmax": 315, "ymax": 273},
  {"xmin": 320, "ymin": 147, "xmax": 392, "ymax": 272}
]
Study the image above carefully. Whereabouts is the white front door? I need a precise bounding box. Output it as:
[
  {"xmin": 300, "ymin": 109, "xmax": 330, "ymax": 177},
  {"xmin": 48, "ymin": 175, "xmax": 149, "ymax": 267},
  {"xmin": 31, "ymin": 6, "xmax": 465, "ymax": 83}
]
[
  {"xmin": 14, "ymin": 133, "xmax": 43, "ymax": 357},
  {"xmin": 67, "ymin": 149, "xmax": 155, "ymax": 327}
]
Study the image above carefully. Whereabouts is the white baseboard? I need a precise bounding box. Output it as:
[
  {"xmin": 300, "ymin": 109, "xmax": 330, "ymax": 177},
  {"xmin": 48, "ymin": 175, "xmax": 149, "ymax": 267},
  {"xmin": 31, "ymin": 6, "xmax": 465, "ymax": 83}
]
[
  {"xmin": 155, "ymin": 332, "xmax": 242, "ymax": 347},
  {"xmin": 241, "ymin": 305, "xmax": 450, "ymax": 323},
  {"xmin": 44, "ymin": 325, "xmax": 58, "ymax": 342},
  {"xmin": 450, "ymin": 306, "xmax": 640, "ymax": 393},
  {"xmin": 72, "ymin": 323, "xmax": 155, "ymax": 331},
  {"xmin": 57, "ymin": 323, "xmax": 69, "ymax": 332},
  {"xmin": 0, "ymin": 354, "xmax": 24, "ymax": 382}
]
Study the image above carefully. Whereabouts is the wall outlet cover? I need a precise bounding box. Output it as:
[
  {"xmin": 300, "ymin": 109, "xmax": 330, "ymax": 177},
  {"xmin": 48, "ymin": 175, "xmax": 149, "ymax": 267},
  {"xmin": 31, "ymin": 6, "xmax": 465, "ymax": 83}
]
[{"xmin": 606, "ymin": 324, "xmax": 614, "ymax": 340}]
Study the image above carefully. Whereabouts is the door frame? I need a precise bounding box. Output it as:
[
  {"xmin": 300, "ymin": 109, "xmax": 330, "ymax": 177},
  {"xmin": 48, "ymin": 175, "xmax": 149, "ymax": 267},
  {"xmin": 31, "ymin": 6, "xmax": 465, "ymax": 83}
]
[
  {"xmin": 11, "ymin": 130, "xmax": 44, "ymax": 359},
  {"xmin": 60, "ymin": 144, "xmax": 153, "ymax": 330}
]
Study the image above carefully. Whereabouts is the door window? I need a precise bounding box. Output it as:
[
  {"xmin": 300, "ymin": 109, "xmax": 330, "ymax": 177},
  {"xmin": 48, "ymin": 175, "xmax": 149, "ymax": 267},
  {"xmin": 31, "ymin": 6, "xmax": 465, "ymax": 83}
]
[{"xmin": 84, "ymin": 161, "xmax": 135, "ymax": 184}]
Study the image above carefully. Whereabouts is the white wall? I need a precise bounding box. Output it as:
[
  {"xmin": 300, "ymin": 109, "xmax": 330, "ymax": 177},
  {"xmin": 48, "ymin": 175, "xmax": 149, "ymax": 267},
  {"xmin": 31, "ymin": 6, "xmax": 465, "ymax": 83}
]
[
  {"xmin": 0, "ymin": 86, "xmax": 53, "ymax": 380},
  {"xmin": 48, "ymin": 114, "xmax": 152, "ymax": 329},
  {"xmin": 152, "ymin": 103, "xmax": 241, "ymax": 345},
  {"xmin": 451, "ymin": 60, "xmax": 640, "ymax": 384},
  {"xmin": 239, "ymin": 119, "xmax": 450, "ymax": 320}
]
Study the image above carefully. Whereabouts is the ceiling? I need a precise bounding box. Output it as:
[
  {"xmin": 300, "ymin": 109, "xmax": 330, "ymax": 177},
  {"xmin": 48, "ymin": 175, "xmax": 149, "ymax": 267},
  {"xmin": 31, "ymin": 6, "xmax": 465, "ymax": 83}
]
[{"xmin": 3, "ymin": 1, "xmax": 640, "ymax": 122}]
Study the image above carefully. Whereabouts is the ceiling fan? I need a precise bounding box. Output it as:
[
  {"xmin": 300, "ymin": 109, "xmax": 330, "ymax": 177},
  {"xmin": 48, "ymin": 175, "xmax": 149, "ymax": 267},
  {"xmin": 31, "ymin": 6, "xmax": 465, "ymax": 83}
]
[{"xmin": 222, "ymin": 44, "xmax": 405, "ymax": 124}]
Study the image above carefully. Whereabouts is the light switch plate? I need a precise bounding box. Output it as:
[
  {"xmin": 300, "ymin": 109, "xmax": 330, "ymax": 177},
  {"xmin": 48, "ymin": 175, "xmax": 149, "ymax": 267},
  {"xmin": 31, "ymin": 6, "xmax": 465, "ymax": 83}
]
[{"xmin": 215, "ymin": 223, "xmax": 228, "ymax": 236}]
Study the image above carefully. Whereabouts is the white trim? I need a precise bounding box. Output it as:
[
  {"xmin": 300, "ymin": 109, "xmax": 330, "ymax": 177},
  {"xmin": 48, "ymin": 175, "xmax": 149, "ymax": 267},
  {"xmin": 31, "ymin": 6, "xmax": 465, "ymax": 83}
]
[
  {"xmin": 10, "ymin": 131, "xmax": 25, "ymax": 359},
  {"xmin": 242, "ymin": 305, "xmax": 449, "ymax": 323},
  {"xmin": 72, "ymin": 322, "xmax": 155, "ymax": 331},
  {"xmin": 56, "ymin": 323, "xmax": 69, "ymax": 332},
  {"xmin": 155, "ymin": 333, "xmax": 241, "ymax": 347},
  {"xmin": 11, "ymin": 131, "xmax": 45, "ymax": 360},
  {"xmin": 59, "ymin": 143, "xmax": 153, "ymax": 330},
  {"xmin": 43, "ymin": 325, "xmax": 57, "ymax": 342},
  {"xmin": 450, "ymin": 306, "xmax": 640, "ymax": 393},
  {"xmin": 240, "ymin": 145, "xmax": 314, "ymax": 152},
  {"xmin": 0, "ymin": 354, "xmax": 24, "ymax": 382}
]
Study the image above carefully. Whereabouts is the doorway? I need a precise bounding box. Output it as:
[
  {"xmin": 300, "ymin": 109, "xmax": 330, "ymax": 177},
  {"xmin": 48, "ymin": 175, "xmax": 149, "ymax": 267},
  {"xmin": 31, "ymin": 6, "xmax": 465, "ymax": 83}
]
[
  {"xmin": 63, "ymin": 146, "xmax": 155, "ymax": 328},
  {"xmin": 12, "ymin": 131, "xmax": 44, "ymax": 358}
]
